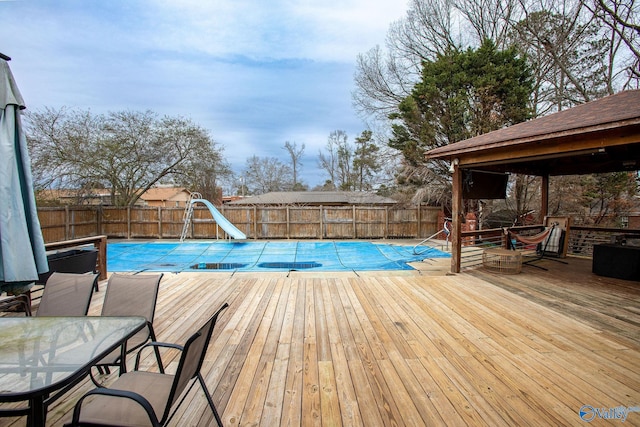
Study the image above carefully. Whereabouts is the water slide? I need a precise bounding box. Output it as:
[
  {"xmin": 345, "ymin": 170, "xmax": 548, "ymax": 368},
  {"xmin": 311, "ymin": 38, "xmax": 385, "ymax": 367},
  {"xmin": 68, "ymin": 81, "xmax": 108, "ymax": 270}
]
[{"xmin": 191, "ymin": 199, "xmax": 247, "ymax": 240}]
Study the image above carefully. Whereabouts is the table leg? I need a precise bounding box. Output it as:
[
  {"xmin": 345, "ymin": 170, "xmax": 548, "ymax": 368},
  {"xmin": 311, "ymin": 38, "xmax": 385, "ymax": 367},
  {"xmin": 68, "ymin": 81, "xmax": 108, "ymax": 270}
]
[{"xmin": 27, "ymin": 395, "xmax": 46, "ymax": 427}]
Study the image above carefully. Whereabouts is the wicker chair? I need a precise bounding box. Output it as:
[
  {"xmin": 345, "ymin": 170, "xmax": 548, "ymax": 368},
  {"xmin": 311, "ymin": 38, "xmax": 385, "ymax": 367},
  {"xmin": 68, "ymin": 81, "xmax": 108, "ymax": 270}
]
[{"xmin": 66, "ymin": 303, "xmax": 229, "ymax": 427}]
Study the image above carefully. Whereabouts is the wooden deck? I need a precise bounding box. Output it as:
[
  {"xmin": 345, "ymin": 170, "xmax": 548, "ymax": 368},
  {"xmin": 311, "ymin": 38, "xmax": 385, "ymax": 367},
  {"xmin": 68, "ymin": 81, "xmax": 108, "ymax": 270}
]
[{"xmin": 2, "ymin": 257, "xmax": 640, "ymax": 426}]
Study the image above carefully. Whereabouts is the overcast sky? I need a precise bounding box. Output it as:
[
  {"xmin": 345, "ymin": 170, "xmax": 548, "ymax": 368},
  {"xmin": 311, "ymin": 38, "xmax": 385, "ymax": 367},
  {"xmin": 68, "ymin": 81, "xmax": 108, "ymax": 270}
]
[{"xmin": 1, "ymin": 0, "xmax": 409, "ymax": 188}]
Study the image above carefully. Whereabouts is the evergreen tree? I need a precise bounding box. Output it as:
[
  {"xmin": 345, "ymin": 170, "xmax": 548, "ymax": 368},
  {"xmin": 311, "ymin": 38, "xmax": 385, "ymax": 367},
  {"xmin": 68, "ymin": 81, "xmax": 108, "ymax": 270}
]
[
  {"xmin": 353, "ymin": 130, "xmax": 381, "ymax": 191},
  {"xmin": 389, "ymin": 39, "xmax": 533, "ymax": 165},
  {"xmin": 387, "ymin": 39, "xmax": 533, "ymax": 206}
]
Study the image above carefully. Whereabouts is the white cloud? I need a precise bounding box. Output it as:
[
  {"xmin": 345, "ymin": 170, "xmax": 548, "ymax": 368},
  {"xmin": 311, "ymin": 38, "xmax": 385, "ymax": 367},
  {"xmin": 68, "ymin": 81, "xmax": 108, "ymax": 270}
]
[
  {"xmin": 139, "ymin": 0, "xmax": 407, "ymax": 62},
  {"xmin": 0, "ymin": 0, "xmax": 409, "ymax": 187}
]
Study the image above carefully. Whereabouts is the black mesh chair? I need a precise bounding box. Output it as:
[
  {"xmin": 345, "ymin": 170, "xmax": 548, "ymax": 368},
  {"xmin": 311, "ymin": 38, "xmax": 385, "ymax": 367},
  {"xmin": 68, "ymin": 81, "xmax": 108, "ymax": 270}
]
[{"xmin": 67, "ymin": 303, "xmax": 229, "ymax": 427}]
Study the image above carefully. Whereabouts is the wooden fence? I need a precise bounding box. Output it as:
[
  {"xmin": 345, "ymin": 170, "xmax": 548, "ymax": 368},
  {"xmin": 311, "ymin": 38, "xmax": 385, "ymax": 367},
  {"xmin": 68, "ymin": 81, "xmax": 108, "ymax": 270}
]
[{"xmin": 37, "ymin": 205, "xmax": 442, "ymax": 243}]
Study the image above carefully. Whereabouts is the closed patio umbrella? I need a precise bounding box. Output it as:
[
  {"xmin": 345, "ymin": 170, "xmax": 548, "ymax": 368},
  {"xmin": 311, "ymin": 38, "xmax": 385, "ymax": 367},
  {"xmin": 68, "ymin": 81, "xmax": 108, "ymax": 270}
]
[{"xmin": 0, "ymin": 56, "xmax": 48, "ymax": 294}]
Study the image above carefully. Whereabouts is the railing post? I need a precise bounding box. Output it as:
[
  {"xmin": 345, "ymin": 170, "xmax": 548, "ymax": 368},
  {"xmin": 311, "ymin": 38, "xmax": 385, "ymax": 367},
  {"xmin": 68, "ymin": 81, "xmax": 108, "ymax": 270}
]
[
  {"xmin": 96, "ymin": 235, "xmax": 107, "ymax": 281},
  {"xmin": 451, "ymin": 165, "xmax": 463, "ymax": 273}
]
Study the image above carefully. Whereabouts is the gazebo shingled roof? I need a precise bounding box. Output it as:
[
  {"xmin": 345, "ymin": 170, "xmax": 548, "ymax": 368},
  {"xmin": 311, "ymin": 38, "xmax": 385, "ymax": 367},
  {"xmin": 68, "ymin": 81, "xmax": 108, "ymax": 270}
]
[
  {"xmin": 423, "ymin": 90, "xmax": 640, "ymax": 273},
  {"xmin": 425, "ymin": 90, "xmax": 640, "ymax": 176}
]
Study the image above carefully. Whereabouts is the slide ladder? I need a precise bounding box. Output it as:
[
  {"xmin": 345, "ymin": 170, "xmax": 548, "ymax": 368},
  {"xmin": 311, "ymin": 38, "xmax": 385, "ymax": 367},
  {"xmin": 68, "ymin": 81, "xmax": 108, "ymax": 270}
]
[
  {"xmin": 180, "ymin": 192, "xmax": 201, "ymax": 242},
  {"xmin": 180, "ymin": 192, "xmax": 247, "ymax": 241}
]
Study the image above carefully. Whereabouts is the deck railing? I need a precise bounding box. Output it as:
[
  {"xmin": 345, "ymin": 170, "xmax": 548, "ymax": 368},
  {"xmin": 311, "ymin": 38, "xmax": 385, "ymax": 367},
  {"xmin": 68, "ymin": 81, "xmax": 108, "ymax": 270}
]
[
  {"xmin": 44, "ymin": 235, "xmax": 108, "ymax": 281},
  {"xmin": 460, "ymin": 225, "xmax": 640, "ymax": 269},
  {"xmin": 459, "ymin": 226, "xmax": 531, "ymax": 268}
]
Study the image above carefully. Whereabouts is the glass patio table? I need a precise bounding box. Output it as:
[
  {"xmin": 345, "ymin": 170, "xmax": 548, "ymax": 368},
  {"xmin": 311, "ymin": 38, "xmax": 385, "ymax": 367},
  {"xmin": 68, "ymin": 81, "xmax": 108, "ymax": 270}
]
[{"xmin": 0, "ymin": 316, "xmax": 146, "ymax": 427}]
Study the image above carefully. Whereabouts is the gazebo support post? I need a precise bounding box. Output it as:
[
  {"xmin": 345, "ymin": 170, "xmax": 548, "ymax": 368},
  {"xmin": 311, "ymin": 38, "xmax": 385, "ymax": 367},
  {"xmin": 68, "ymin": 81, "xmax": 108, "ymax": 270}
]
[
  {"xmin": 540, "ymin": 174, "xmax": 549, "ymax": 221},
  {"xmin": 451, "ymin": 165, "xmax": 463, "ymax": 273}
]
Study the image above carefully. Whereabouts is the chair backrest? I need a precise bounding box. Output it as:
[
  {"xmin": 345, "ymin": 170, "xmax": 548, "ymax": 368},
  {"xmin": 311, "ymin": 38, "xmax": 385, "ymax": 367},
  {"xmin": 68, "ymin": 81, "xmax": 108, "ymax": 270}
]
[
  {"xmin": 101, "ymin": 273, "xmax": 163, "ymax": 321},
  {"xmin": 36, "ymin": 272, "xmax": 98, "ymax": 316},
  {"xmin": 164, "ymin": 303, "xmax": 229, "ymax": 421},
  {"xmin": 544, "ymin": 216, "xmax": 571, "ymax": 257}
]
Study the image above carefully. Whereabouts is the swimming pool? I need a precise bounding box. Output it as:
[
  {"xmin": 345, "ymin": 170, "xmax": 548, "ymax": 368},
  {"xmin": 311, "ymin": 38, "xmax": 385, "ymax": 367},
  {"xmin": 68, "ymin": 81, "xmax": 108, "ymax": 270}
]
[{"xmin": 107, "ymin": 241, "xmax": 450, "ymax": 273}]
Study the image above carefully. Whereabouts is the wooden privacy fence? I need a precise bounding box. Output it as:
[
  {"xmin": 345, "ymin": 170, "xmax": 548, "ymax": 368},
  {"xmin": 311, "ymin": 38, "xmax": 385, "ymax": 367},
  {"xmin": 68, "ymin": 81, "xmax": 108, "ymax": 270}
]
[{"xmin": 37, "ymin": 205, "xmax": 442, "ymax": 243}]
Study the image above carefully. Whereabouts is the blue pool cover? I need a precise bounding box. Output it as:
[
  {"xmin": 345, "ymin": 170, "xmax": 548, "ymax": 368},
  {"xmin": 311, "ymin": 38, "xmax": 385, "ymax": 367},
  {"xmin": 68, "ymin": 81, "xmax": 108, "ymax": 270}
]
[{"xmin": 108, "ymin": 241, "xmax": 450, "ymax": 273}]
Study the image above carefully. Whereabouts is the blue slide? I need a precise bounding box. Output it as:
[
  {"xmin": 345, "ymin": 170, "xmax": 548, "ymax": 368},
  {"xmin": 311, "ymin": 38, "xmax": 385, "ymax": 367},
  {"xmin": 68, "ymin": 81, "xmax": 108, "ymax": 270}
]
[{"xmin": 192, "ymin": 199, "xmax": 247, "ymax": 239}]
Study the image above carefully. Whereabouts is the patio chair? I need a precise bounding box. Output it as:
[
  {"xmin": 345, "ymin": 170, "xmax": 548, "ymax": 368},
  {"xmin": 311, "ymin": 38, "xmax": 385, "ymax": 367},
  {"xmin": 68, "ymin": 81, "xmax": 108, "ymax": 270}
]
[
  {"xmin": 66, "ymin": 303, "xmax": 229, "ymax": 427},
  {"xmin": 91, "ymin": 273, "xmax": 164, "ymax": 382},
  {"xmin": 36, "ymin": 272, "xmax": 99, "ymax": 316},
  {"xmin": 0, "ymin": 293, "xmax": 32, "ymax": 316}
]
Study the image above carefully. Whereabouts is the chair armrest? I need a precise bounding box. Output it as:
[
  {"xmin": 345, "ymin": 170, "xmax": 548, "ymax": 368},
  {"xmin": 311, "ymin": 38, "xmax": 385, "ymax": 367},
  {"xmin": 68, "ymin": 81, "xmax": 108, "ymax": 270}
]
[
  {"xmin": 133, "ymin": 341, "xmax": 184, "ymax": 370},
  {"xmin": 70, "ymin": 387, "xmax": 161, "ymax": 427},
  {"xmin": 145, "ymin": 341, "xmax": 185, "ymax": 351},
  {"xmin": 0, "ymin": 294, "xmax": 31, "ymax": 316}
]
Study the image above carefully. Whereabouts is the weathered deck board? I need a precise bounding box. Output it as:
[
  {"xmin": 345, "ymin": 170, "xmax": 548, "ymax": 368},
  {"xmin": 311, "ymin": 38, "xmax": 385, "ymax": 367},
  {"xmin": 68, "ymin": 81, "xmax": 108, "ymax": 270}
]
[{"xmin": 1, "ymin": 257, "xmax": 639, "ymax": 426}]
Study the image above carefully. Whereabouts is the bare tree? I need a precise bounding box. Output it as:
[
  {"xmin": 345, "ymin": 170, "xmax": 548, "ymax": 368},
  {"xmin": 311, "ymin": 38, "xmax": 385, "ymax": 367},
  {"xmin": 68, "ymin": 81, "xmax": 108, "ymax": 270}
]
[
  {"xmin": 318, "ymin": 130, "xmax": 346, "ymax": 185},
  {"xmin": 388, "ymin": 0, "xmax": 459, "ymax": 61},
  {"xmin": 514, "ymin": 0, "xmax": 614, "ymax": 109},
  {"xmin": 354, "ymin": 0, "xmax": 635, "ymax": 121},
  {"xmin": 353, "ymin": 0, "xmax": 460, "ymax": 121},
  {"xmin": 173, "ymin": 142, "xmax": 232, "ymax": 203},
  {"xmin": 243, "ymin": 156, "xmax": 292, "ymax": 195},
  {"xmin": 353, "ymin": 46, "xmax": 410, "ymax": 120},
  {"xmin": 318, "ymin": 130, "xmax": 357, "ymax": 190},
  {"xmin": 454, "ymin": 0, "xmax": 521, "ymax": 47},
  {"xmin": 336, "ymin": 139, "xmax": 354, "ymax": 191},
  {"xmin": 353, "ymin": 0, "xmax": 521, "ymax": 122},
  {"xmin": 583, "ymin": 0, "xmax": 640, "ymax": 84},
  {"xmin": 26, "ymin": 107, "xmax": 221, "ymax": 206},
  {"xmin": 283, "ymin": 141, "xmax": 306, "ymax": 190}
]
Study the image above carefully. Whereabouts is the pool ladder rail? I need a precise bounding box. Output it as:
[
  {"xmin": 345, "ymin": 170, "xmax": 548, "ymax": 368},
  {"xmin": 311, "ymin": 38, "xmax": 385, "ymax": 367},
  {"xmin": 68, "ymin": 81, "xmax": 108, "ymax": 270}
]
[
  {"xmin": 413, "ymin": 218, "xmax": 451, "ymax": 255},
  {"xmin": 180, "ymin": 192, "xmax": 202, "ymax": 242}
]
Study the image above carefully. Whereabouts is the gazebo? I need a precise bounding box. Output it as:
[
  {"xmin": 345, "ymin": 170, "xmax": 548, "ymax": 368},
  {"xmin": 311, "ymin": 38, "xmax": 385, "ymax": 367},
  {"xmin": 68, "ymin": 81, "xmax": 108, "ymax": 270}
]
[{"xmin": 424, "ymin": 90, "xmax": 640, "ymax": 273}]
